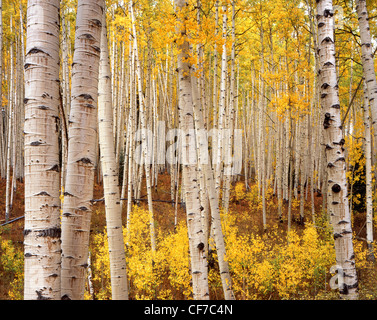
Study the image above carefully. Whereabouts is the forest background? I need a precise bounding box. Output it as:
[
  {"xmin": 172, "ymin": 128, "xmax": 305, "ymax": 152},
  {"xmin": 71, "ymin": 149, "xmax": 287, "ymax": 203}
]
[{"xmin": 0, "ymin": 0, "xmax": 377, "ymax": 300}]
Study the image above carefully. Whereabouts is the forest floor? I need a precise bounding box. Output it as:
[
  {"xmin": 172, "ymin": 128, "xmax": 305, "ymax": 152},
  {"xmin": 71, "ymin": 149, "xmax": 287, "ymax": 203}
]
[{"xmin": 0, "ymin": 172, "xmax": 376, "ymax": 299}]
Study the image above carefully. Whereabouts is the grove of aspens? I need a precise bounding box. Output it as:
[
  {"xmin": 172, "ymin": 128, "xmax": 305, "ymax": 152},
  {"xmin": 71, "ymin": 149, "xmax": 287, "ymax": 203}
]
[{"xmin": 0, "ymin": 0, "xmax": 377, "ymax": 301}]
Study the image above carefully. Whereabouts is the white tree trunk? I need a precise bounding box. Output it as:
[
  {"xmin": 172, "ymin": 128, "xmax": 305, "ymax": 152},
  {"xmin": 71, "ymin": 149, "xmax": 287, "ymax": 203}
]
[
  {"xmin": 356, "ymin": 0, "xmax": 377, "ymax": 146},
  {"xmin": 191, "ymin": 73, "xmax": 235, "ymax": 300},
  {"xmin": 129, "ymin": 2, "xmax": 156, "ymax": 253},
  {"xmin": 362, "ymin": 80, "xmax": 375, "ymax": 261},
  {"xmin": 61, "ymin": 0, "xmax": 104, "ymax": 300},
  {"xmin": 317, "ymin": 0, "xmax": 358, "ymax": 299},
  {"xmin": 174, "ymin": 0, "xmax": 209, "ymax": 299},
  {"xmin": 23, "ymin": 0, "xmax": 61, "ymax": 300},
  {"xmin": 98, "ymin": 10, "xmax": 129, "ymax": 300}
]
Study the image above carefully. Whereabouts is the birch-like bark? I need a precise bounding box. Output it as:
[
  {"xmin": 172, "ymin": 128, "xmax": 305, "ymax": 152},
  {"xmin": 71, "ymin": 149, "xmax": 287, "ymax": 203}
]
[
  {"xmin": 317, "ymin": 0, "xmax": 358, "ymax": 299},
  {"xmin": 61, "ymin": 0, "xmax": 104, "ymax": 300},
  {"xmin": 222, "ymin": 1, "xmax": 236, "ymax": 212},
  {"xmin": 174, "ymin": 0, "xmax": 209, "ymax": 299},
  {"xmin": 129, "ymin": 2, "xmax": 156, "ymax": 253},
  {"xmin": 60, "ymin": 9, "xmax": 70, "ymax": 201},
  {"xmin": 5, "ymin": 20, "xmax": 13, "ymax": 222},
  {"xmin": 356, "ymin": 0, "xmax": 377, "ymax": 146},
  {"xmin": 362, "ymin": 80, "xmax": 375, "ymax": 261},
  {"xmin": 191, "ymin": 73, "xmax": 235, "ymax": 300},
  {"xmin": 215, "ymin": 4, "xmax": 228, "ymax": 200},
  {"xmin": 23, "ymin": 0, "xmax": 61, "ymax": 300},
  {"xmin": 98, "ymin": 11, "xmax": 129, "ymax": 300}
]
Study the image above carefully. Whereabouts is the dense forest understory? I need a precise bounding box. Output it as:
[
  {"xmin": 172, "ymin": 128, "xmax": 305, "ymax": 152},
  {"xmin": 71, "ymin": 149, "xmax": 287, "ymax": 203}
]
[
  {"xmin": 1, "ymin": 174, "xmax": 377, "ymax": 300},
  {"xmin": 1, "ymin": 0, "xmax": 377, "ymax": 300}
]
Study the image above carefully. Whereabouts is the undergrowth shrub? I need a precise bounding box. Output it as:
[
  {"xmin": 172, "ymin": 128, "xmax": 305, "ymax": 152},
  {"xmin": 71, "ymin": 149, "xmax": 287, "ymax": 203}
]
[{"xmin": 0, "ymin": 238, "xmax": 23, "ymax": 300}]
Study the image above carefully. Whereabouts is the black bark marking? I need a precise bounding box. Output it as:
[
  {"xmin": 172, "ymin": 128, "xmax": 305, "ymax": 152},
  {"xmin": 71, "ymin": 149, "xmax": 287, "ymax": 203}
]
[
  {"xmin": 77, "ymin": 93, "xmax": 94, "ymax": 100},
  {"xmin": 334, "ymin": 233, "xmax": 342, "ymax": 240},
  {"xmin": 30, "ymin": 141, "xmax": 43, "ymax": 146},
  {"xmin": 80, "ymin": 33, "xmax": 95, "ymax": 40},
  {"xmin": 324, "ymin": 9, "xmax": 334, "ymax": 17},
  {"xmin": 324, "ymin": 61, "xmax": 334, "ymax": 67},
  {"xmin": 197, "ymin": 242, "xmax": 205, "ymax": 250},
  {"xmin": 332, "ymin": 184, "xmax": 341, "ymax": 193},
  {"xmin": 24, "ymin": 252, "xmax": 36, "ymax": 257},
  {"xmin": 323, "ymin": 113, "xmax": 331, "ymax": 129},
  {"xmin": 35, "ymin": 191, "xmax": 51, "ymax": 197},
  {"xmin": 47, "ymin": 164, "xmax": 60, "ymax": 172},
  {"xmin": 89, "ymin": 19, "xmax": 102, "ymax": 27},
  {"xmin": 27, "ymin": 47, "xmax": 49, "ymax": 56},
  {"xmin": 322, "ymin": 36, "xmax": 333, "ymax": 44},
  {"xmin": 36, "ymin": 290, "xmax": 51, "ymax": 300},
  {"xmin": 37, "ymin": 227, "xmax": 61, "ymax": 238},
  {"xmin": 38, "ymin": 105, "xmax": 50, "ymax": 110},
  {"xmin": 92, "ymin": 46, "xmax": 101, "ymax": 53},
  {"xmin": 77, "ymin": 157, "xmax": 93, "ymax": 165}
]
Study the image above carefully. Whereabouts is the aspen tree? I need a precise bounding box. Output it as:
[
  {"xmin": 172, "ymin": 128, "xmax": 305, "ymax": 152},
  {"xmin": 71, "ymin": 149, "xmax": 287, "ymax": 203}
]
[
  {"xmin": 129, "ymin": 1, "xmax": 156, "ymax": 253},
  {"xmin": 191, "ymin": 72, "xmax": 235, "ymax": 300},
  {"xmin": 362, "ymin": 80, "xmax": 374, "ymax": 262},
  {"xmin": 215, "ymin": 3, "xmax": 228, "ymax": 200},
  {"xmin": 98, "ymin": 9, "xmax": 129, "ymax": 300},
  {"xmin": 5, "ymin": 18, "xmax": 13, "ymax": 222},
  {"xmin": 222, "ymin": 0, "xmax": 236, "ymax": 212},
  {"xmin": 60, "ymin": 8, "xmax": 70, "ymax": 197},
  {"xmin": 258, "ymin": 26, "xmax": 267, "ymax": 231},
  {"xmin": 212, "ymin": 0, "xmax": 219, "ymax": 168},
  {"xmin": 356, "ymin": 0, "xmax": 377, "ymax": 145},
  {"xmin": 61, "ymin": 0, "xmax": 104, "ymax": 300},
  {"xmin": 316, "ymin": 0, "xmax": 358, "ymax": 299},
  {"xmin": 23, "ymin": 0, "xmax": 61, "ymax": 300},
  {"xmin": 174, "ymin": 0, "xmax": 209, "ymax": 299}
]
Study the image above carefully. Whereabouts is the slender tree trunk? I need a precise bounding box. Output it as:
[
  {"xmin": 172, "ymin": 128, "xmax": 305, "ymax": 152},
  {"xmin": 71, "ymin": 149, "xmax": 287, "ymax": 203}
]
[
  {"xmin": 356, "ymin": 0, "xmax": 377, "ymax": 147},
  {"xmin": 317, "ymin": 0, "xmax": 358, "ymax": 299},
  {"xmin": 222, "ymin": 1, "xmax": 236, "ymax": 212},
  {"xmin": 191, "ymin": 71, "xmax": 235, "ymax": 300},
  {"xmin": 362, "ymin": 80, "xmax": 375, "ymax": 262},
  {"xmin": 215, "ymin": 4, "xmax": 228, "ymax": 201},
  {"xmin": 98, "ymin": 10, "xmax": 129, "ymax": 300},
  {"xmin": 23, "ymin": 0, "xmax": 61, "ymax": 300},
  {"xmin": 174, "ymin": 0, "xmax": 209, "ymax": 299},
  {"xmin": 5, "ymin": 16, "xmax": 14, "ymax": 222},
  {"xmin": 61, "ymin": 0, "xmax": 104, "ymax": 300},
  {"xmin": 129, "ymin": 2, "xmax": 156, "ymax": 253}
]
